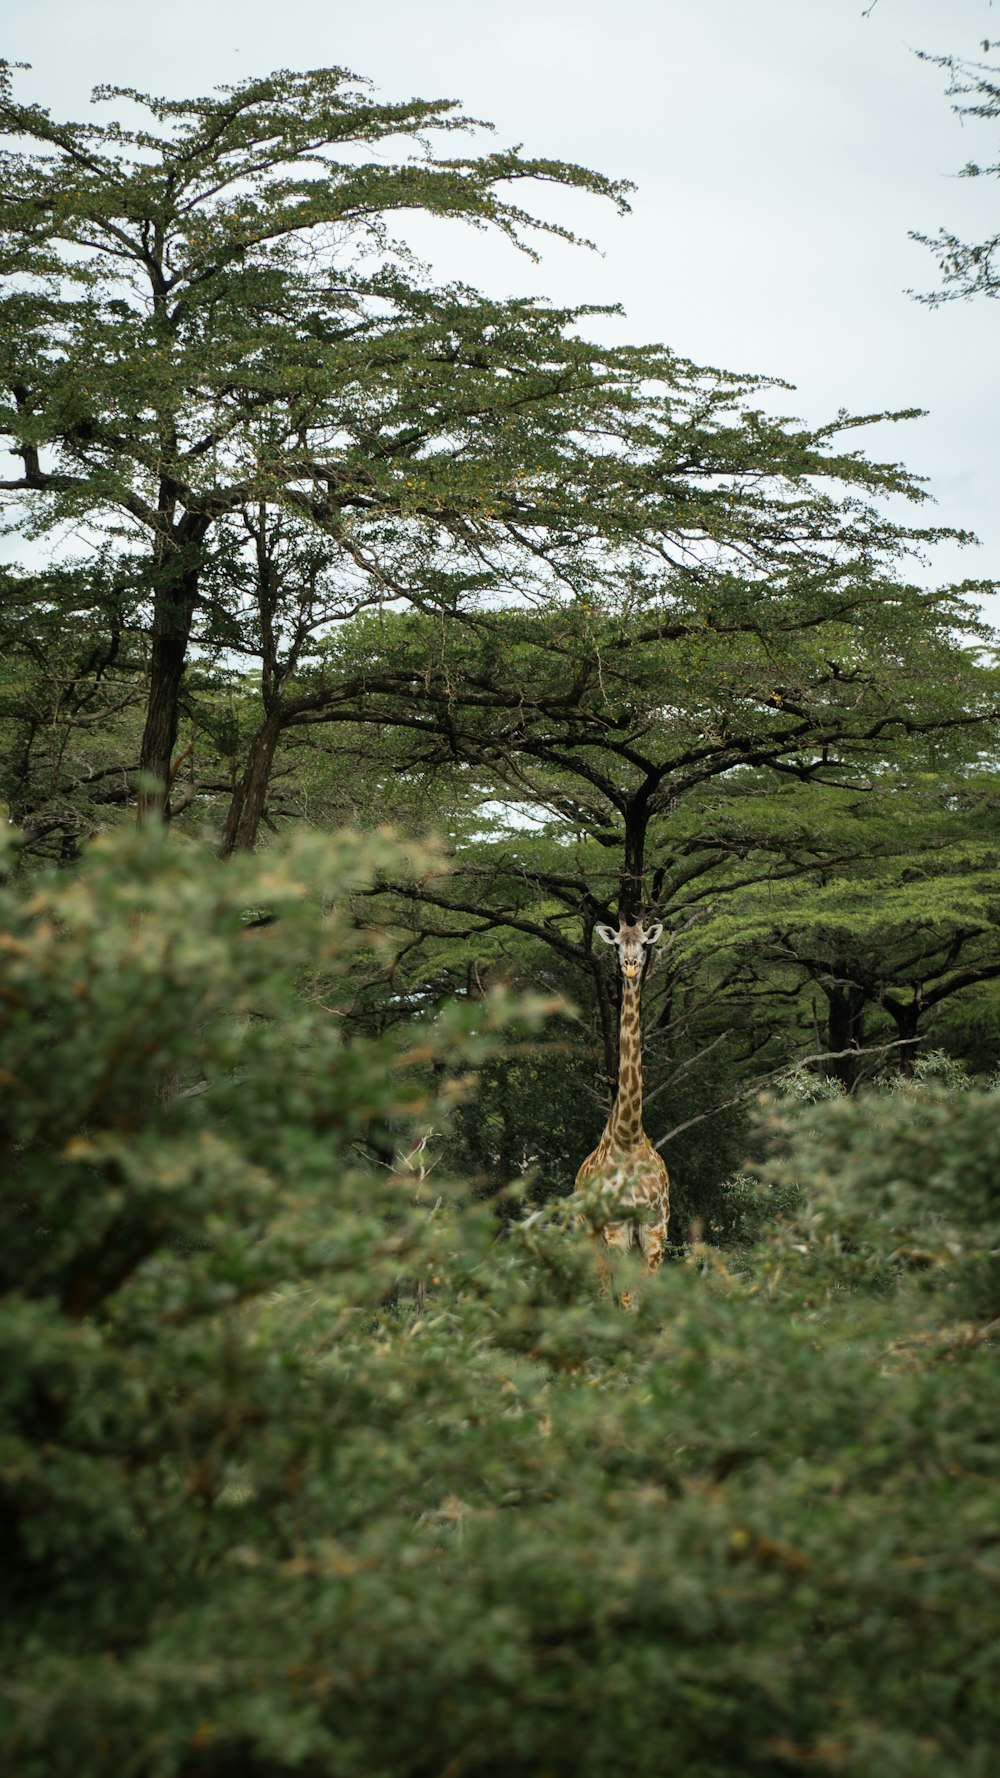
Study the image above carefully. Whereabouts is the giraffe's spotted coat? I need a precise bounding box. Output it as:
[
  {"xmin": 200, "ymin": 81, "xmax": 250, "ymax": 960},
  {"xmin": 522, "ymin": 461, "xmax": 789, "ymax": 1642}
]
[{"xmin": 575, "ymin": 918, "xmax": 670, "ymax": 1306}]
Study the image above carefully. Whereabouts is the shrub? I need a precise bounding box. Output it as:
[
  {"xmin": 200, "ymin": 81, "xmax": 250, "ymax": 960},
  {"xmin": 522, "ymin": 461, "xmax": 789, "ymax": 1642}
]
[{"xmin": 2, "ymin": 828, "xmax": 999, "ymax": 1778}]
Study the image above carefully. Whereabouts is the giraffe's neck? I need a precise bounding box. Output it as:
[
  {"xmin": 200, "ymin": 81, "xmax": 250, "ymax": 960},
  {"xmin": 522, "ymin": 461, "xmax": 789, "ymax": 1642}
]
[{"xmin": 605, "ymin": 973, "xmax": 645, "ymax": 1151}]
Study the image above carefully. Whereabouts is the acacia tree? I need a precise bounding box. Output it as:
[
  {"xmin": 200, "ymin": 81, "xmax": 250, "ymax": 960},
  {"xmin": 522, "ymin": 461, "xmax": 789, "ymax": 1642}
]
[
  {"xmin": 298, "ymin": 572, "xmax": 994, "ymax": 894},
  {"xmin": 242, "ymin": 555, "xmax": 995, "ymax": 1149},
  {"xmin": 6, "ymin": 58, "xmax": 980, "ymax": 839},
  {"xmin": 0, "ymin": 60, "xmax": 633, "ymax": 817}
]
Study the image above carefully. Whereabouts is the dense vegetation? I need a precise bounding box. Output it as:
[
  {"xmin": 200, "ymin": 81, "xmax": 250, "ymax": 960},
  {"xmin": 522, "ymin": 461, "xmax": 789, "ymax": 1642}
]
[
  {"xmin": 3, "ymin": 830, "xmax": 1000, "ymax": 1778},
  {"xmin": 1, "ymin": 39, "xmax": 999, "ymax": 1778}
]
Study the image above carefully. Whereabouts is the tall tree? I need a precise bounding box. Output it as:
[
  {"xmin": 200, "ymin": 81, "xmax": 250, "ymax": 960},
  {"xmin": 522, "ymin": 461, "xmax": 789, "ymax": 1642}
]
[
  {"xmin": 267, "ymin": 563, "xmax": 995, "ymax": 1121},
  {"xmin": 160, "ymin": 326, "xmax": 991, "ymax": 853},
  {"xmin": 303, "ymin": 569, "xmax": 994, "ymax": 907},
  {"xmin": 0, "ymin": 61, "xmax": 630, "ymax": 817}
]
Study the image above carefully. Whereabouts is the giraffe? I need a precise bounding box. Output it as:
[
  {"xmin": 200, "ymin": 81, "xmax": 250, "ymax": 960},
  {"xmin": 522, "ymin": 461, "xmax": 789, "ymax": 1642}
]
[{"xmin": 575, "ymin": 916, "xmax": 670, "ymax": 1305}]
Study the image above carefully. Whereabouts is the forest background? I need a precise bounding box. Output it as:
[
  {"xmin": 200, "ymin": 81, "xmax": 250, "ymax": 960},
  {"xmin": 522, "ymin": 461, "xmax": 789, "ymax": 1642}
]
[{"xmin": 3, "ymin": 4, "xmax": 1000, "ymax": 1775}]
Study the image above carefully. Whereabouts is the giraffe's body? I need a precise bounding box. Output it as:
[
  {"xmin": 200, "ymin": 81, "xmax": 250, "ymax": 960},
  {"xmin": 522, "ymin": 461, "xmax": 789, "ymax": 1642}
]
[{"xmin": 575, "ymin": 920, "xmax": 670, "ymax": 1301}]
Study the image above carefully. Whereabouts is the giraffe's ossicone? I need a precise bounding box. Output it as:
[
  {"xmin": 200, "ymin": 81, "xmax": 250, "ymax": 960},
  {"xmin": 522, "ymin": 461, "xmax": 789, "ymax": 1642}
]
[{"xmin": 575, "ymin": 917, "xmax": 670, "ymax": 1306}]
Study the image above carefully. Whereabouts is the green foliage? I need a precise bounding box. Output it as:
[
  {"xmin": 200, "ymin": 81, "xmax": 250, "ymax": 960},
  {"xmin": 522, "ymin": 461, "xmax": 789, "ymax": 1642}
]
[
  {"xmin": 0, "ymin": 561, "xmax": 146, "ymax": 859},
  {"xmin": 0, "ymin": 58, "xmax": 640, "ymax": 812},
  {"xmin": 752, "ymin": 1064, "xmax": 1000, "ymax": 1321},
  {"xmin": 3, "ymin": 827, "xmax": 1000, "ymax": 1778},
  {"xmin": 6, "ymin": 53, "xmax": 992, "ymax": 836},
  {"xmin": 449, "ymin": 1034, "xmax": 598, "ymax": 1204}
]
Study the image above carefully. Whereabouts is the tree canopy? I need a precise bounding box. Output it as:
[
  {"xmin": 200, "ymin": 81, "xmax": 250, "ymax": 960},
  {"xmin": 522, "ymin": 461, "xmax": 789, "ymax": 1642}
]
[
  {"xmin": 4, "ymin": 55, "xmax": 990, "ymax": 845},
  {"xmin": 0, "ymin": 59, "xmax": 631, "ymax": 811}
]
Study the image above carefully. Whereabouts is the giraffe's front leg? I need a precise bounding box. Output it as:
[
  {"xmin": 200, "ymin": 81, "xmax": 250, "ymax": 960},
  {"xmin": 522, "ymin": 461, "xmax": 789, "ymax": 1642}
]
[
  {"xmin": 638, "ymin": 1175, "xmax": 670, "ymax": 1275},
  {"xmin": 640, "ymin": 1211, "xmax": 669, "ymax": 1275},
  {"xmin": 599, "ymin": 1221, "xmax": 639, "ymax": 1309}
]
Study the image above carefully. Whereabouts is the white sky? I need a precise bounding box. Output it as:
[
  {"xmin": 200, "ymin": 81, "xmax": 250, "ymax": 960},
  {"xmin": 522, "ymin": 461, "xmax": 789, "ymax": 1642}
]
[{"xmin": 7, "ymin": 0, "xmax": 999, "ymax": 617}]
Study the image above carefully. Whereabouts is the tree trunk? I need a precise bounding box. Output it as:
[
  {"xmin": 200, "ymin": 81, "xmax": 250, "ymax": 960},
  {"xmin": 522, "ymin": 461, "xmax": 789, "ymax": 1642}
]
[
  {"xmin": 137, "ymin": 627, "xmax": 191, "ymax": 821},
  {"xmin": 620, "ymin": 800, "xmax": 650, "ymax": 921},
  {"xmin": 219, "ymin": 711, "xmax": 284, "ymax": 857},
  {"xmin": 136, "ymin": 519, "xmax": 209, "ymax": 823},
  {"xmin": 882, "ymin": 993, "xmax": 923, "ymax": 1076},
  {"xmin": 824, "ymin": 981, "xmax": 868, "ymax": 1090}
]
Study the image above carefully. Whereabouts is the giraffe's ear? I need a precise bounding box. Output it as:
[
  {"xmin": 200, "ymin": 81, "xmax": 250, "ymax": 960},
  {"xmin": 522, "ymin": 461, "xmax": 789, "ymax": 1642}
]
[
  {"xmin": 642, "ymin": 923, "xmax": 663, "ymax": 945},
  {"xmin": 594, "ymin": 923, "xmax": 618, "ymax": 945}
]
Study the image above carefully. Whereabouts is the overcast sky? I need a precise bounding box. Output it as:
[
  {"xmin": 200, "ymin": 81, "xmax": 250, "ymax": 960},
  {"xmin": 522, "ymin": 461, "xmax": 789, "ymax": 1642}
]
[{"xmin": 7, "ymin": 0, "xmax": 998, "ymax": 616}]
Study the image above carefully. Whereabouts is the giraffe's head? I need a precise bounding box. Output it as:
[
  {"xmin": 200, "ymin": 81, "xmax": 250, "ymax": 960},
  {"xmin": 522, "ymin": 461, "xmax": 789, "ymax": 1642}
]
[{"xmin": 594, "ymin": 916, "xmax": 664, "ymax": 981}]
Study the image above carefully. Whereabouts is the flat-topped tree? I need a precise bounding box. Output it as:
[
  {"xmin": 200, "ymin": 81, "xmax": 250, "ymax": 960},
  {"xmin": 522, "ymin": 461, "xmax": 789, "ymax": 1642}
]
[
  {"xmin": 296, "ymin": 555, "xmax": 995, "ymax": 919},
  {"xmin": 287, "ymin": 529, "xmax": 996, "ymax": 1140},
  {"xmin": 0, "ymin": 59, "xmax": 632, "ymax": 820}
]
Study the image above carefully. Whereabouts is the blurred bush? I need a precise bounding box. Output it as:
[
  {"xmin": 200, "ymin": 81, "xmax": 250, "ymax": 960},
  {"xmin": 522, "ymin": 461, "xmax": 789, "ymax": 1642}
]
[
  {"xmin": 753, "ymin": 1061, "xmax": 1000, "ymax": 1320},
  {"xmin": 2, "ymin": 828, "xmax": 998, "ymax": 1778}
]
